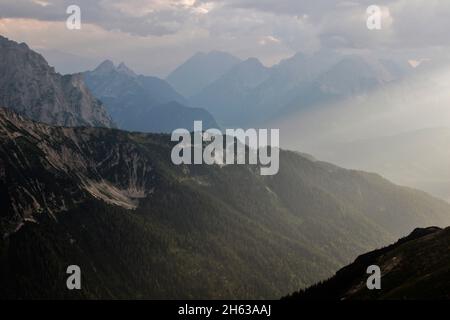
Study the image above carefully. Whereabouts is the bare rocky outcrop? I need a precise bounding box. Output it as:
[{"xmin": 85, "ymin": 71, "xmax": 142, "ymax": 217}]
[
  {"xmin": 0, "ymin": 35, "xmax": 114, "ymax": 128},
  {"xmin": 0, "ymin": 108, "xmax": 152, "ymax": 235}
]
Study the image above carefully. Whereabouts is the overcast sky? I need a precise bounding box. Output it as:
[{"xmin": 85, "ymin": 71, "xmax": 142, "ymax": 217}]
[{"xmin": 0, "ymin": 0, "xmax": 449, "ymax": 76}]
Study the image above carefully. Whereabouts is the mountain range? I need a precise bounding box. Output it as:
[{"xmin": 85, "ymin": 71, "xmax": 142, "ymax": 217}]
[
  {"xmin": 167, "ymin": 48, "xmax": 450, "ymax": 202},
  {"xmin": 3, "ymin": 33, "xmax": 450, "ymax": 300},
  {"xmin": 180, "ymin": 50, "xmax": 409, "ymax": 127},
  {"xmin": 2, "ymin": 107, "xmax": 450, "ymax": 298},
  {"xmin": 83, "ymin": 60, "xmax": 218, "ymax": 133}
]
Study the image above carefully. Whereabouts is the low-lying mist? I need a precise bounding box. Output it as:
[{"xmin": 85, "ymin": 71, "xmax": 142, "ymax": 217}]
[{"xmin": 270, "ymin": 62, "xmax": 450, "ymax": 201}]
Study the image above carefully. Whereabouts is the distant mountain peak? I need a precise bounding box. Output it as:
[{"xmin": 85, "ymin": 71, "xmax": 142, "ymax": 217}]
[
  {"xmin": 167, "ymin": 50, "xmax": 241, "ymax": 97},
  {"xmin": 117, "ymin": 62, "xmax": 137, "ymax": 77},
  {"xmin": 242, "ymin": 57, "xmax": 265, "ymax": 68},
  {"xmin": 92, "ymin": 60, "xmax": 137, "ymax": 78},
  {"xmin": 94, "ymin": 59, "xmax": 115, "ymax": 73}
]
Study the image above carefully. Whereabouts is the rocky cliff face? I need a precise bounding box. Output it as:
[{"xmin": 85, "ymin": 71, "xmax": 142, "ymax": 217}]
[
  {"xmin": 0, "ymin": 108, "xmax": 152, "ymax": 235},
  {"xmin": 0, "ymin": 35, "xmax": 114, "ymax": 128}
]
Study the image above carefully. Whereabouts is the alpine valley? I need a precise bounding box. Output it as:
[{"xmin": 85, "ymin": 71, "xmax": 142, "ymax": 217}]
[
  {"xmin": 2, "ymin": 35, "xmax": 450, "ymax": 300},
  {"xmin": 2, "ymin": 106, "xmax": 450, "ymax": 298}
]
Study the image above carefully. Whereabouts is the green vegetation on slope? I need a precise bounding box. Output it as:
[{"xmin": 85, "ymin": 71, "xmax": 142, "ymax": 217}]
[
  {"xmin": 287, "ymin": 227, "xmax": 450, "ymax": 300},
  {"xmin": 1, "ymin": 108, "xmax": 450, "ymax": 299}
]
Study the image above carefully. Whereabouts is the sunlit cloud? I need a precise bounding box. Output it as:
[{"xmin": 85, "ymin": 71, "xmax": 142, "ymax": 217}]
[
  {"xmin": 408, "ymin": 59, "xmax": 430, "ymax": 68},
  {"xmin": 259, "ymin": 35, "xmax": 281, "ymax": 46},
  {"xmin": 31, "ymin": 0, "xmax": 51, "ymax": 7}
]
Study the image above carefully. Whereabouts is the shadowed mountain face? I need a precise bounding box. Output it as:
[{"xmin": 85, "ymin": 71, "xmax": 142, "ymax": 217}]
[
  {"xmin": 288, "ymin": 226, "xmax": 450, "ymax": 300},
  {"xmin": 2, "ymin": 108, "xmax": 450, "ymax": 299},
  {"xmin": 0, "ymin": 36, "xmax": 114, "ymax": 128},
  {"xmin": 83, "ymin": 61, "xmax": 218, "ymax": 133},
  {"xmin": 166, "ymin": 51, "xmax": 241, "ymax": 98}
]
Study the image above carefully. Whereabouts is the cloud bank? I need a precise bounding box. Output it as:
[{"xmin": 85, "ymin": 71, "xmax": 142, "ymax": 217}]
[{"xmin": 0, "ymin": 0, "xmax": 448, "ymax": 75}]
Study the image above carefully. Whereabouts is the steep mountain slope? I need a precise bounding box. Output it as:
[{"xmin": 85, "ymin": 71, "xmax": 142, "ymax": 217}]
[
  {"xmin": 83, "ymin": 61, "xmax": 218, "ymax": 133},
  {"xmin": 167, "ymin": 51, "xmax": 241, "ymax": 97},
  {"xmin": 0, "ymin": 35, "xmax": 114, "ymax": 128},
  {"xmin": 1, "ymin": 108, "xmax": 450, "ymax": 299},
  {"xmin": 288, "ymin": 226, "xmax": 450, "ymax": 300}
]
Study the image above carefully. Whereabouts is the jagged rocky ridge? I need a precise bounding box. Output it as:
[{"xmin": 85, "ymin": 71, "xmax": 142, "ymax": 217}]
[
  {"xmin": 0, "ymin": 35, "xmax": 114, "ymax": 128},
  {"xmin": 0, "ymin": 108, "xmax": 152, "ymax": 235},
  {"xmin": 83, "ymin": 60, "xmax": 218, "ymax": 133}
]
